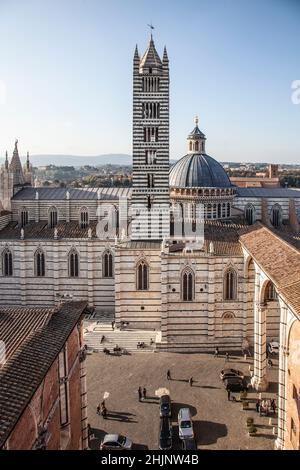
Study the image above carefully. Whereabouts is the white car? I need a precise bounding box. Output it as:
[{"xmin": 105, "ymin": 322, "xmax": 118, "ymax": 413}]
[
  {"xmin": 178, "ymin": 408, "xmax": 194, "ymax": 440},
  {"xmin": 100, "ymin": 434, "xmax": 132, "ymax": 450},
  {"xmin": 268, "ymin": 341, "xmax": 279, "ymax": 354}
]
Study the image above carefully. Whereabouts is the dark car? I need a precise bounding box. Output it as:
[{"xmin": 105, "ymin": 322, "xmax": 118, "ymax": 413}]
[
  {"xmin": 158, "ymin": 417, "xmax": 172, "ymax": 450},
  {"xmin": 223, "ymin": 376, "xmax": 246, "ymax": 392},
  {"xmin": 220, "ymin": 368, "xmax": 244, "ymax": 381},
  {"xmin": 159, "ymin": 394, "xmax": 171, "ymax": 418},
  {"xmin": 182, "ymin": 438, "xmax": 197, "ymax": 450}
]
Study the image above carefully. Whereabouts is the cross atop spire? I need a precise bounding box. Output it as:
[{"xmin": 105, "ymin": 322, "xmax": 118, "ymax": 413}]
[{"xmin": 195, "ymin": 115, "xmax": 199, "ymax": 127}]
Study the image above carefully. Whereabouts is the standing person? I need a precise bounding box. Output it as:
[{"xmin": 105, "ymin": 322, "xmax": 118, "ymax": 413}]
[
  {"xmin": 143, "ymin": 387, "xmax": 147, "ymax": 400},
  {"xmin": 167, "ymin": 369, "xmax": 171, "ymax": 380},
  {"xmin": 271, "ymin": 399, "xmax": 276, "ymax": 414},
  {"xmin": 96, "ymin": 404, "xmax": 100, "ymax": 415},
  {"xmin": 111, "ymin": 320, "xmax": 115, "ymax": 330},
  {"xmin": 256, "ymin": 400, "xmax": 260, "ymax": 413},
  {"xmin": 189, "ymin": 377, "xmax": 194, "ymax": 387},
  {"xmin": 101, "ymin": 406, "xmax": 107, "ymax": 419},
  {"xmin": 138, "ymin": 386, "xmax": 142, "ymax": 402},
  {"xmin": 225, "ymin": 352, "xmax": 229, "ymax": 362},
  {"xmin": 214, "ymin": 347, "xmax": 219, "ymax": 358},
  {"xmin": 227, "ymin": 387, "xmax": 231, "ymax": 401}
]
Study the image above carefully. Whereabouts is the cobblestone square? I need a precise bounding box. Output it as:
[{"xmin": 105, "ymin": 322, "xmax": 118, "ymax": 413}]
[{"xmin": 86, "ymin": 352, "xmax": 278, "ymax": 450}]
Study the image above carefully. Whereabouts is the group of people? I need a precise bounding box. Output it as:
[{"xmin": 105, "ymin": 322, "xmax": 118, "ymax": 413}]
[
  {"xmin": 214, "ymin": 347, "xmax": 230, "ymax": 362},
  {"xmin": 256, "ymin": 398, "xmax": 276, "ymax": 415},
  {"xmin": 96, "ymin": 401, "xmax": 107, "ymax": 419},
  {"xmin": 138, "ymin": 386, "xmax": 147, "ymax": 401},
  {"xmin": 167, "ymin": 369, "xmax": 194, "ymax": 386}
]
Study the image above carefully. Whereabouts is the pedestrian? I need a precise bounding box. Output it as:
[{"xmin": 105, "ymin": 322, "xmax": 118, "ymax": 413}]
[
  {"xmin": 143, "ymin": 387, "xmax": 147, "ymax": 400},
  {"xmin": 271, "ymin": 399, "xmax": 276, "ymax": 414},
  {"xmin": 227, "ymin": 388, "xmax": 231, "ymax": 401},
  {"xmin": 267, "ymin": 358, "xmax": 273, "ymax": 368},
  {"xmin": 167, "ymin": 369, "xmax": 171, "ymax": 380},
  {"xmin": 111, "ymin": 321, "xmax": 115, "ymax": 330},
  {"xmin": 225, "ymin": 352, "xmax": 229, "ymax": 362},
  {"xmin": 101, "ymin": 406, "xmax": 107, "ymax": 419},
  {"xmin": 101, "ymin": 400, "xmax": 105, "ymax": 408},
  {"xmin": 88, "ymin": 423, "xmax": 94, "ymax": 441},
  {"xmin": 138, "ymin": 386, "xmax": 142, "ymax": 402},
  {"xmin": 256, "ymin": 400, "xmax": 260, "ymax": 413},
  {"xmin": 189, "ymin": 377, "xmax": 194, "ymax": 387},
  {"xmin": 214, "ymin": 346, "xmax": 219, "ymax": 358},
  {"xmin": 96, "ymin": 404, "xmax": 100, "ymax": 415}
]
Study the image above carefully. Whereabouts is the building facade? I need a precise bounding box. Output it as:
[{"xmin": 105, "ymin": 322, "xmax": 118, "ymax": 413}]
[{"xmin": 0, "ymin": 34, "xmax": 299, "ymax": 449}]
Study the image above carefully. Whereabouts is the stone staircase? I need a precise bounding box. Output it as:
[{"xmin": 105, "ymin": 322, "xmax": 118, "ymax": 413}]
[{"xmin": 83, "ymin": 324, "xmax": 159, "ymax": 354}]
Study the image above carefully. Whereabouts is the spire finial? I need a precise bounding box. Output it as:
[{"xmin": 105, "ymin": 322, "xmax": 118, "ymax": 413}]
[
  {"xmin": 147, "ymin": 22, "xmax": 154, "ymax": 40},
  {"xmin": 195, "ymin": 116, "xmax": 199, "ymax": 127}
]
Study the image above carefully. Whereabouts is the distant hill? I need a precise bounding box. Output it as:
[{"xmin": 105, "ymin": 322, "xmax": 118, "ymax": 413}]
[{"xmin": 0, "ymin": 153, "xmax": 132, "ymax": 167}]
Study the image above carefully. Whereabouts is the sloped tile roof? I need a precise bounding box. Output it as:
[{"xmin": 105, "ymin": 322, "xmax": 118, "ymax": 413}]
[{"xmin": 0, "ymin": 301, "xmax": 87, "ymax": 448}]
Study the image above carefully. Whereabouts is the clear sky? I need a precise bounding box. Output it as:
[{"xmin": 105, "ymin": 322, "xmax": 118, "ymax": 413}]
[{"xmin": 0, "ymin": 0, "xmax": 299, "ymax": 163}]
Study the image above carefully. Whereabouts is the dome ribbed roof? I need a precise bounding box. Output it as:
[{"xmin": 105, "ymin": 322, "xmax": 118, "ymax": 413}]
[{"xmin": 170, "ymin": 153, "xmax": 232, "ymax": 188}]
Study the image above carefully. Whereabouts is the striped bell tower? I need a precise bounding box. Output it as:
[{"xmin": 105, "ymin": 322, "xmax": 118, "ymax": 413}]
[{"xmin": 131, "ymin": 34, "xmax": 170, "ymax": 240}]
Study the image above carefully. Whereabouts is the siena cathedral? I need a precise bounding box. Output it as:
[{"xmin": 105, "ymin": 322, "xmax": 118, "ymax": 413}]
[{"xmin": 0, "ymin": 34, "xmax": 300, "ymax": 449}]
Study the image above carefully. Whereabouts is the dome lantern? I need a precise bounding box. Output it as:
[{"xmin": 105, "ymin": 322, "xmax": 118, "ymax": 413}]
[{"xmin": 187, "ymin": 116, "xmax": 206, "ymax": 154}]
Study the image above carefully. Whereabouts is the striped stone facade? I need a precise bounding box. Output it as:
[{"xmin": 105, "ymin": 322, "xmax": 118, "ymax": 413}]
[{"xmin": 131, "ymin": 37, "xmax": 170, "ymax": 240}]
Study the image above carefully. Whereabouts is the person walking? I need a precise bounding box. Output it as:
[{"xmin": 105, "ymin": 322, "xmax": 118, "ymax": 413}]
[
  {"xmin": 256, "ymin": 399, "xmax": 260, "ymax": 413},
  {"xmin": 189, "ymin": 377, "xmax": 194, "ymax": 387},
  {"xmin": 96, "ymin": 404, "xmax": 100, "ymax": 415},
  {"xmin": 143, "ymin": 387, "xmax": 147, "ymax": 400},
  {"xmin": 225, "ymin": 352, "xmax": 229, "ymax": 362},
  {"xmin": 227, "ymin": 388, "xmax": 231, "ymax": 401},
  {"xmin": 167, "ymin": 369, "xmax": 171, "ymax": 380},
  {"xmin": 138, "ymin": 386, "xmax": 142, "ymax": 402},
  {"xmin": 214, "ymin": 346, "xmax": 219, "ymax": 358}
]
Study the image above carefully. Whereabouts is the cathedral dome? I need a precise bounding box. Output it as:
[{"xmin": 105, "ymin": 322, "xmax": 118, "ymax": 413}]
[
  {"xmin": 170, "ymin": 153, "xmax": 232, "ymax": 189},
  {"xmin": 170, "ymin": 118, "xmax": 232, "ymax": 189}
]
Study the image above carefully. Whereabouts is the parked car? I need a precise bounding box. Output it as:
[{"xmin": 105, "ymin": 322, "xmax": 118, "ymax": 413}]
[
  {"xmin": 159, "ymin": 394, "xmax": 171, "ymax": 418},
  {"xmin": 178, "ymin": 408, "xmax": 194, "ymax": 440},
  {"xmin": 220, "ymin": 368, "xmax": 244, "ymax": 381},
  {"xmin": 100, "ymin": 434, "xmax": 132, "ymax": 450},
  {"xmin": 182, "ymin": 438, "xmax": 197, "ymax": 450},
  {"xmin": 223, "ymin": 376, "xmax": 246, "ymax": 392},
  {"xmin": 267, "ymin": 341, "xmax": 279, "ymax": 354},
  {"xmin": 158, "ymin": 417, "xmax": 172, "ymax": 450}
]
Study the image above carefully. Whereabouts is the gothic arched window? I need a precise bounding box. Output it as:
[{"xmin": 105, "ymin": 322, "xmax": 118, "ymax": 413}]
[
  {"xmin": 264, "ymin": 280, "xmax": 278, "ymax": 302},
  {"xmin": 245, "ymin": 204, "xmax": 256, "ymax": 225},
  {"xmin": 34, "ymin": 249, "xmax": 45, "ymax": 277},
  {"xmin": 182, "ymin": 268, "xmax": 195, "ymax": 301},
  {"xmin": 137, "ymin": 260, "xmax": 149, "ymax": 291},
  {"xmin": 271, "ymin": 204, "xmax": 282, "ymax": 228},
  {"xmin": 224, "ymin": 267, "xmax": 237, "ymax": 300},
  {"xmin": 2, "ymin": 249, "xmax": 13, "ymax": 276},
  {"xmin": 68, "ymin": 249, "xmax": 79, "ymax": 278},
  {"xmin": 20, "ymin": 207, "xmax": 29, "ymax": 228},
  {"xmin": 48, "ymin": 206, "xmax": 58, "ymax": 228},
  {"xmin": 79, "ymin": 207, "xmax": 89, "ymax": 229},
  {"xmin": 103, "ymin": 250, "xmax": 113, "ymax": 278}
]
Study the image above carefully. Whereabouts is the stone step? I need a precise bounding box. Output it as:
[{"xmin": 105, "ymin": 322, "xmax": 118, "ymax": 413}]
[{"xmin": 83, "ymin": 329, "xmax": 158, "ymax": 353}]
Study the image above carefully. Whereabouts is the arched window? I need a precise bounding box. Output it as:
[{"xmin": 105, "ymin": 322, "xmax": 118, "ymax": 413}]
[
  {"xmin": 227, "ymin": 202, "xmax": 231, "ymax": 217},
  {"xmin": 221, "ymin": 312, "xmax": 236, "ymax": 338},
  {"xmin": 264, "ymin": 281, "xmax": 278, "ymax": 301},
  {"xmin": 224, "ymin": 267, "xmax": 237, "ymax": 300},
  {"xmin": 34, "ymin": 249, "xmax": 45, "ymax": 277},
  {"xmin": 245, "ymin": 204, "xmax": 255, "ymax": 225},
  {"xmin": 2, "ymin": 249, "xmax": 13, "ymax": 276},
  {"xmin": 195, "ymin": 141, "xmax": 199, "ymax": 152},
  {"xmin": 182, "ymin": 268, "xmax": 195, "ymax": 301},
  {"xmin": 68, "ymin": 250, "xmax": 79, "ymax": 278},
  {"xmin": 48, "ymin": 206, "xmax": 58, "ymax": 228},
  {"xmin": 217, "ymin": 203, "xmax": 222, "ymax": 219},
  {"xmin": 103, "ymin": 250, "xmax": 113, "ymax": 278},
  {"xmin": 20, "ymin": 207, "xmax": 29, "ymax": 227},
  {"xmin": 271, "ymin": 204, "xmax": 282, "ymax": 228},
  {"xmin": 79, "ymin": 207, "xmax": 89, "ymax": 229},
  {"xmin": 189, "ymin": 141, "xmax": 192, "ymax": 151},
  {"xmin": 137, "ymin": 260, "xmax": 149, "ymax": 291}
]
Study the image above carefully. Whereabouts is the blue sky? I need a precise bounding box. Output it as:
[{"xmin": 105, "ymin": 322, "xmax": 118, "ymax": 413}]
[{"xmin": 0, "ymin": 0, "xmax": 299, "ymax": 163}]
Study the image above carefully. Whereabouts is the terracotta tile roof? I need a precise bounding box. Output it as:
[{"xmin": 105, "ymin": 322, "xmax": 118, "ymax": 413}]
[
  {"xmin": 240, "ymin": 223, "xmax": 300, "ymax": 317},
  {"xmin": 0, "ymin": 301, "xmax": 87, "ymax": 448},
  {"xmin": 0, "ymin": 220, "xmax": 99, "ymax": 240}
]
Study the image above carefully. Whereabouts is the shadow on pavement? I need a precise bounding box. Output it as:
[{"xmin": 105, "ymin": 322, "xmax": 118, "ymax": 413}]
[{"xmin": 195, "ymin": 420, "xmax": 228, "ymax": 445}]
